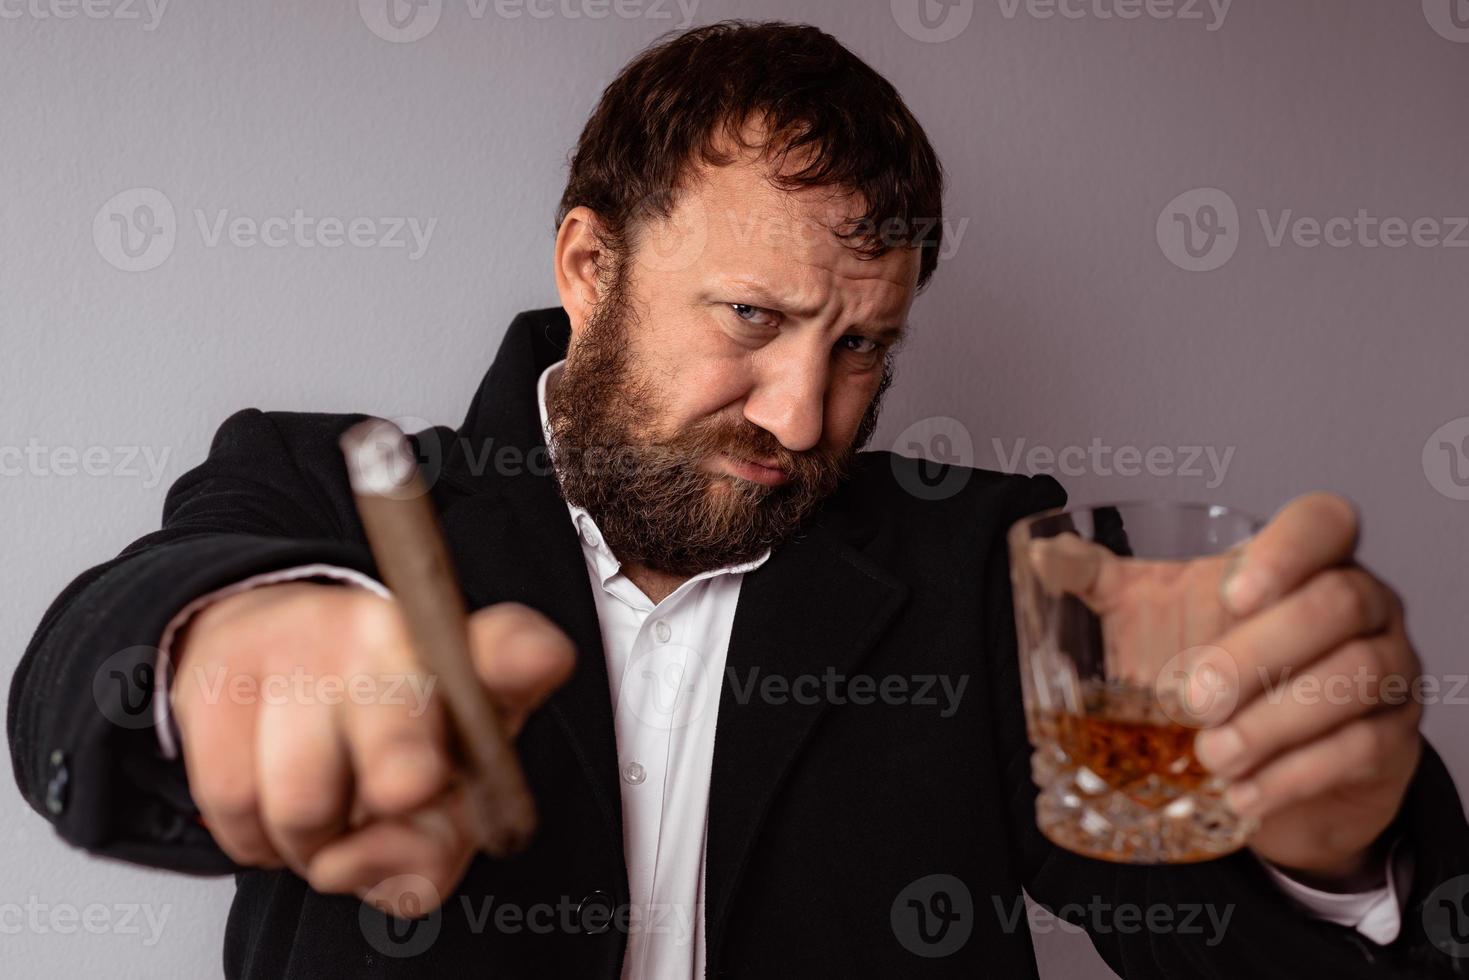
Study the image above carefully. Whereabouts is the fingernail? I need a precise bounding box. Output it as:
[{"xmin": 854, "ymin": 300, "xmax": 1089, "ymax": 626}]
[
  {"xmin": 1195, "ymin": 725, "xmax": 1245, "ymax": 772},
  {"xmin": 1225, "ymin": 780, "xmax": 1261, "ymax": 816},
  {"xmin": 1222, "ymin": 567, "xmax": 1267, "ymax": 616}
]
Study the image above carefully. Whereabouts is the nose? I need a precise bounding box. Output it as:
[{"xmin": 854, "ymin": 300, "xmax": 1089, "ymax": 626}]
[{"xmin": 740, "ymin": 347, "xmax": 828, "ymax": 454}]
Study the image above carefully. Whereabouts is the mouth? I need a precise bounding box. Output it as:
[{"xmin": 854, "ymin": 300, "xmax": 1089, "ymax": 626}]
[{"xmin": 717, "ymin": 451, "xmax": 790, "ymax": 487}]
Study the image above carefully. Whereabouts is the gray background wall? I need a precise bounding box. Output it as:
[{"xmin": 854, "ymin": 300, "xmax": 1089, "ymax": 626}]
[{"xmin": 2, "ymin": 1, "xmax": 1465, "ymax": 976}]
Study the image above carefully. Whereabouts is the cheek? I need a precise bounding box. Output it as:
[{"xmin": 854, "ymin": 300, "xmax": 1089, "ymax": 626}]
[
  {"xmin": 825, "ymin": 378, "xmax": 880, "ymax": 445},
  {"xmin": 655, "ymin": 362, "xmax": 751, "ymax": 437}
]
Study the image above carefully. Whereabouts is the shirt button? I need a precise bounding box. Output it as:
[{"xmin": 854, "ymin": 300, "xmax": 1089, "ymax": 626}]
[
  {"xmin": 576, "ymin": 891, "xmax": 614, "ymax": 935},
  {"xmin": 653, "ymin": 620, "xmax": 671, "ymax": 643},
  {"xmin": 622, "ymin": 762, "xmax": 646, "ymax": 785}
]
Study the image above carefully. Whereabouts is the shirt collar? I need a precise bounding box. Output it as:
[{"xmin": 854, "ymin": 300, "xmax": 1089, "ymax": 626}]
[{"xmin": 535, "ymin": 358, "xmax": 772, "ymax": 586}]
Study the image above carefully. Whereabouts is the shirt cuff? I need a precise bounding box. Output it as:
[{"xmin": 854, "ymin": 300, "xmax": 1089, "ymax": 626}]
[
  {"xmin": 152, "ymin": 564, "xmax": 390, "ymax": 760},
  {"xmin": 1256, "ymin": 837, "xmax": 1412, "ymax": 945}
]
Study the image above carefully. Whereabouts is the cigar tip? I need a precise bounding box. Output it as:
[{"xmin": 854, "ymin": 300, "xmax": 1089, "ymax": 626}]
[{"xmin": 341, "ymin": 419, "xmax": 417, "ymax": 494}]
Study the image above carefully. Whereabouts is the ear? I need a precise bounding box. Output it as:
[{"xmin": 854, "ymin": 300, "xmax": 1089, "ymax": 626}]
[{"xmin": 554, "ymin": 206, "xmax": 610, "ymax": 342}]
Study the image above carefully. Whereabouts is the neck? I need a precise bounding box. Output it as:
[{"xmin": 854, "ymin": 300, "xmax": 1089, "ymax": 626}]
[{"xmin": 622, "ymin": 560, "xmax": 690, "ymax": 606}]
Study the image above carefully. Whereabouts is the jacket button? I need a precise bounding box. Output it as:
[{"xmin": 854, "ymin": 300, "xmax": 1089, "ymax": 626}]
[
  {"xmin": 44, "ymin": 749, "xmax": 69, "ymax": 816},
  {"xmin": 576, "ymin": 891, "xmax": 613, "ymax": 935}
]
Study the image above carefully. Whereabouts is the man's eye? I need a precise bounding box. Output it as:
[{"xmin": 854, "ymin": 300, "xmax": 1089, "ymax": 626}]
[
  {"xmin": 840, "ymin": 335, "xmax": 879, "ymax": 355},
  {"xmin": 729, "ymin": 303, "xmax": 776, "ymax": 326}
]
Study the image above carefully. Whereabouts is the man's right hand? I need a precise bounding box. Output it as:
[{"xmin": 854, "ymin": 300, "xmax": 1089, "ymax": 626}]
[{"xmin": 168, "ymin": 582, "xmax": 575, "ymax": 915}]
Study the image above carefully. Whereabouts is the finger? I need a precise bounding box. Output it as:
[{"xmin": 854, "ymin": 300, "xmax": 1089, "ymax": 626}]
[
  {"xmin": 1222, "ymin": 491, "xmax": 1359, "ymax": 616},
  {"xmin": 305, "ymin": 792, "xmax": 473, "ymax": 914},
  {"xmin": 1195, "ymin": 566, "xmax": 1395, "ymax": 717},
  {"xmin": 341, "ymin": 669, "xmax": 452, "ymax": 818},
  {"xmin": 1025, "ymin": 533, "xmax": 1130, "ymax": 612},
  {"xmin": 174, "ymin": 679, "xmax": 283, "ymax": 868},
  {"xmin": 1194, "ymin": 630, "xmax": 1419, "ymax": 778},
  {"xmin": 467, "ymin": 602, "xmax": 576, "ymax": 737},
  {"xmin": 256, "ymin": 696, "xmax": 351, "ymax": 873},
  {"xmin": 1221, "ymin": 709, "xmax": 1421, "ymax": 821}
]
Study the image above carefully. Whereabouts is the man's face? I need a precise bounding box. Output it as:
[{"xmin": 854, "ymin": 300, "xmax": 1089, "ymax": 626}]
[{"xmin": 547, "ymin": 145, "xmax": 920, "ymax": 576}]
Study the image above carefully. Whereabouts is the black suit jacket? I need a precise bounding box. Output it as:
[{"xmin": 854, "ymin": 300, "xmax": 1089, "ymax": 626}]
[{"xmin": 10, "ymin": 307, "xmax": 1469, "ymax": 978}]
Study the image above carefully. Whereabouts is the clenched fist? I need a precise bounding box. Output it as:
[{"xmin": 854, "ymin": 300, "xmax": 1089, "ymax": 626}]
[{"xmin": 167, "ymin": 582, "xmax": 575, "ymax": 914}]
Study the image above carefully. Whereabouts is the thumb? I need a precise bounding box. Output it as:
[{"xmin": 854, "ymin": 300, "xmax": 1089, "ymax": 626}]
[{"xmin": 466, "ymin": 601, "xmax": 576, "ymax": 737}]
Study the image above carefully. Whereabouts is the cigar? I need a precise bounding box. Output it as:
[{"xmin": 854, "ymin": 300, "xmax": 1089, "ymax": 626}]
[{"xmin": 340, "ymin": 418, "xmax": 536, "ymax": 857}]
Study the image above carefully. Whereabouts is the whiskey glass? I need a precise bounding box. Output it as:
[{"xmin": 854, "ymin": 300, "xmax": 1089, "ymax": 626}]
[{"xmin": 1008, "ymin": 501, "xmax": 1264, "ymax": 864}]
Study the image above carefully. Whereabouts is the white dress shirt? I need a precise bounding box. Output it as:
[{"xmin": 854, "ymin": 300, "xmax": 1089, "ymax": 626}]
[{"xmin": 152, "ymin": 358, "xmax": 1408, "ymax": 969}]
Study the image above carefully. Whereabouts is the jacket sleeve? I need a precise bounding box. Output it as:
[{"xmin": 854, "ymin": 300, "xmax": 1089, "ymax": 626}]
[
  {"xmin": 985, "ymin": 473, "xmax": 1469, "ymax": 979},
  {"xmin": 7, "ymin": 408, "xmax": 381, "ymax": 874}
]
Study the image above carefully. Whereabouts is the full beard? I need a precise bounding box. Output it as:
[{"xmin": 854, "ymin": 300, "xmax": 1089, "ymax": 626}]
[{"xmin": 544, "ymin": 276, "xmax": 893, "ymax": 577}]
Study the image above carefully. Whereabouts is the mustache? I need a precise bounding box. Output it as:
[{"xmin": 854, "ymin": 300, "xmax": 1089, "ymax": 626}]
[{"xmin": 656, "ymin": 415, "xmax": 848, "ymax": 487}]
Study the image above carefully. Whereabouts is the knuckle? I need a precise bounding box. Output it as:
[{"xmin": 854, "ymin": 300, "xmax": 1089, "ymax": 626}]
[
  {"xmin": 217, "ymin": 835, "xmax": 274, "ymax": 867},
  {"xmin": 263, "ymin": 787, "xmax": 341, "ymax": 835},
  {"xmin": 196, "ymin": 771, "xmax": 260, "ymax": 820},
  {"xmin": 1353, "ymin": 722, "xmax": 1392, "ymax": 776},
  {"xmin": 1336, "ymin": 637, "xmax": 1382, "ymax": 679},
  {"xmin": 1310, "ymin": 570, "xmax": 1370, "ymax": 627}
]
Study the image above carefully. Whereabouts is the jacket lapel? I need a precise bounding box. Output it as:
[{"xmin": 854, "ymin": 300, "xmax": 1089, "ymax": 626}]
[
  {"xmin": 437, "ymin": 309, "xmax": 625, "ymax": 860},
  {"xmin": 704, "ymin": 507, "xmax": 909, "ymax": 966}
]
